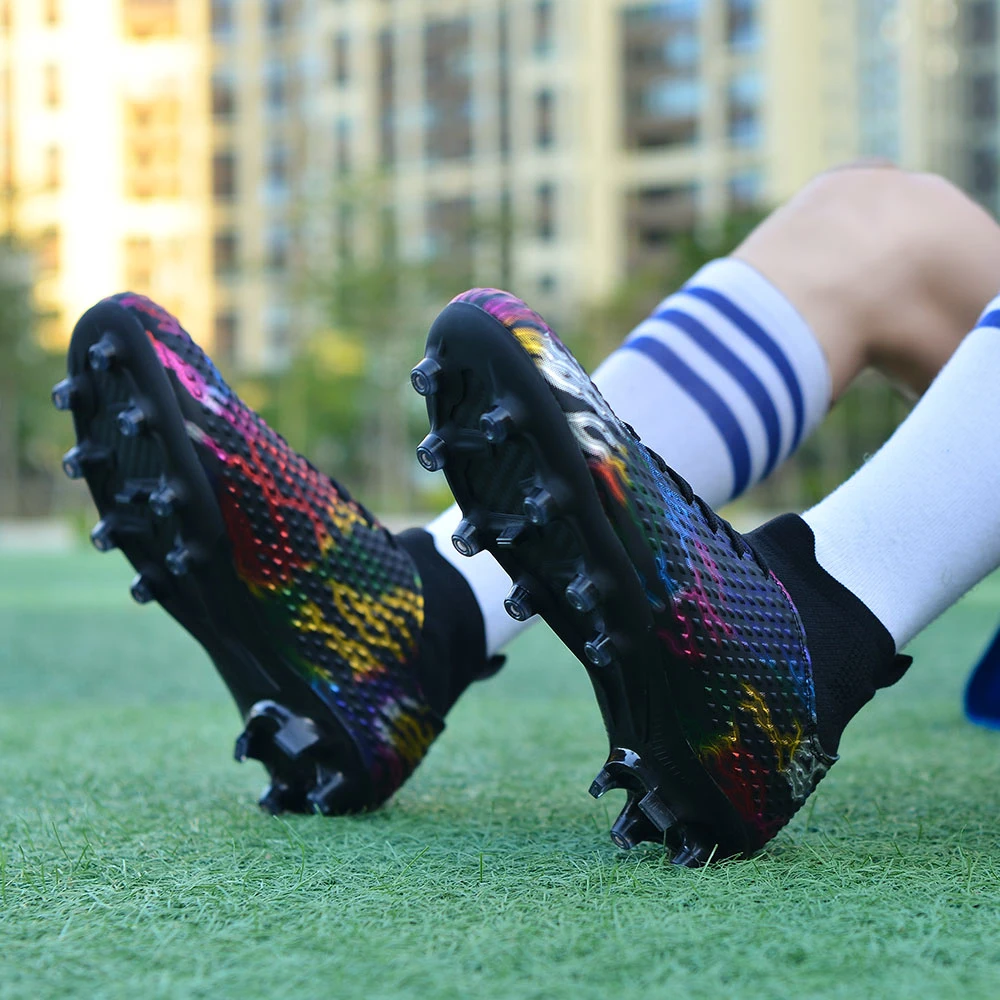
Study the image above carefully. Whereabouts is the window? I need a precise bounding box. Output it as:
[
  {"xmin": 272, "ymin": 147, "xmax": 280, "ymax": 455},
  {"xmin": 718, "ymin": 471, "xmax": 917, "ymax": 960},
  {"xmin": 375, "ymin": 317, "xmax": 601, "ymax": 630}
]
[
  {"xmin": 965, "ymin": 1, "xmax": 997, "ymax": 46},
  {"xmin": 37, "ymin": 226, "xmax": 60, "ymax": 275},
  {"xmin": 213, "ymin": 229, "xmax": 239, "ymax": 275},
  {"xmin": 622, "ymin": 3, "xmax": 700, "ymax": 149},
  {"xmin": 536, "ymin": 182, "xmax": 555, "ymax": 241},
  {"xmin": 970, "ymin": 148, "xmax": 998, "ymax": 199},
  {"xmin": 626, "ymin": 184, "xmax": 697, "ymax": 270},
  {"xmin": 265, "ymin": 0, "xmax": 287, "ymax": 33},
  {"xmin": 45, "ymin": 145, "xmax": 60, "ymax": 191},
  {"xmin": 214, "ymin": 311, "xmax": 238, "ymax": 364},
  {"xmin": 266, "ymin": 142, "xmax": 289, "ymax": 194},
  {"xmin": 335, "ymin": 119, "xmax": 351, "ymax": 175},
  {"xmin": 265, "ymin": 62, "xmax": 288, "ymax": 111},
  {"xmin": 336, "ymin": 202, "xmax": 354, "ymax": 261},
  {"xmin": 211, "ymin": 0, "xmax": 232, "ymax": 37},
  {"xmin": 378, "ymin": 29, "xmax": 395, "ymax": 166},
  {"xmin": 125, "ymin": 97, "xmax": 181, "ymax": 199},
  {"xmin": 727, "ymin": 0, "xmax": 759, "ymax": 52},
  {"xmin": 729, "ymin": 170, "xmax": 761, "ymax": 209},
  {"xmin": 123, "ymin": 235, "xmax": 152, "ymax": 289},
  {"xmin": 122, "ymin": 0, "xmax": 178, "ymax": 39},
  {"xmin": 499, "ymin": 8, "xmax": 511, "ymax": 156},
  {"xmin": 424, "ymin": 18, "xmax": 473, "ymax": 161},
  {"xmin": 266, "ymin": 225, "xmax": 289, "ymax": 272},
  {"xmin": 534, "ymin": 0, "xmax": 554, "ymax": 56},
  {"xmin": 333, "ymin": 32, "xmax": 349, "ymax": 86},
  {"xmin": 212, "ymin": 72, "xmax": 236, "ymax": 119},
  {"xmin": 536, "ymin": 89, "xmax": 555, "ymax": 148},
  {"xmin": 44, "ymin": 64, "xmax": 60, "ymax": 108},
  {"xmin": 728, "ymin": 71, "xmax": 761, "ymax": 147},
  {"xmin": 213, "ymin": 150, "xmax": 236, "ymax": 199},
  {"xmin": 970, "ymin": 73, "xmax": 997, "ymax": 123}
]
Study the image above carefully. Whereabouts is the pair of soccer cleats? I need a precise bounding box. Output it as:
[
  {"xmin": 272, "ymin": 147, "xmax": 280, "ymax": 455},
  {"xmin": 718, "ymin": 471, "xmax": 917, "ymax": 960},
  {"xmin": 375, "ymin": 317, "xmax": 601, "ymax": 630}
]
[{"xmin": 56, "ymin": 290, "xmax": 910, "ymax": 864}]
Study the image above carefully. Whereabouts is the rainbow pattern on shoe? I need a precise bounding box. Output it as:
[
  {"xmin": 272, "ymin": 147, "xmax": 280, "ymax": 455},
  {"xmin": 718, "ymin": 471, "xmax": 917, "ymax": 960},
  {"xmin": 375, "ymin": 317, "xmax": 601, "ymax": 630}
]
[
  {"xmin": 451, "ymin": 288, "xmax": 834, "ymax": 849},
  {"xmin": 107, "ymin": 292, "xmax": 441, "ymax": 803}
]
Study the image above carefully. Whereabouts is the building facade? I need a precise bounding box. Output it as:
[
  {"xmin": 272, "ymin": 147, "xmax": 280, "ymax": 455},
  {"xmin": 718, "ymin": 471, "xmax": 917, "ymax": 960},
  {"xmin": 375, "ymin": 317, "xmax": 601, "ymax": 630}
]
[
  {"xmin": 0, "ymin": 0, "xmax": 212, "ymax": 348},
  {"xmin": 1, "ymin": 0, "xmax": 982, "ymax": 366}
]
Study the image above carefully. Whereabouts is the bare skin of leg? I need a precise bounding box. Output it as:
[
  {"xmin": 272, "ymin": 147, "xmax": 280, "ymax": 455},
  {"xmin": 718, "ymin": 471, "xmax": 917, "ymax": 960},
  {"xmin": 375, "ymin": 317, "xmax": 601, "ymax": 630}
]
[{"xmin": 733, "ymin": 164, "xmax": 1000, "ymax": 399}]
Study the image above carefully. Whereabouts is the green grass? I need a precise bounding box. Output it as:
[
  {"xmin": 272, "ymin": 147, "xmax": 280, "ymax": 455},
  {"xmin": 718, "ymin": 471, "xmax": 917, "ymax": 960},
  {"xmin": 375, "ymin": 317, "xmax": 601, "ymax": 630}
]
[{"xmin": 2, "ymin": 552, "xmax": 1000, "ymax": 999}]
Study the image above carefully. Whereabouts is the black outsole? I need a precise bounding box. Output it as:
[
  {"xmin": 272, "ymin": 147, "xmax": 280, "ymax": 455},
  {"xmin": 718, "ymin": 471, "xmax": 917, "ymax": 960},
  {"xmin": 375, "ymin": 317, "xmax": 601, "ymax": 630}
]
[
  {"xmin": 415, "ymin": 301, "xmax": 750, "ymax": 865},
  {"xmin": 58, "ymin": 301, "xmax": 378, "ymax": 816}
]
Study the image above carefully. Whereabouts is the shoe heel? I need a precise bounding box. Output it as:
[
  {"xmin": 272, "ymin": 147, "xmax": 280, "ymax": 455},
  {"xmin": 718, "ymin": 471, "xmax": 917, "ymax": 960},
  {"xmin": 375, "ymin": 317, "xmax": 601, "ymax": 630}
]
[{"xmin": 235, "ymin": 700, "xmax": 358, "ymax": 816}]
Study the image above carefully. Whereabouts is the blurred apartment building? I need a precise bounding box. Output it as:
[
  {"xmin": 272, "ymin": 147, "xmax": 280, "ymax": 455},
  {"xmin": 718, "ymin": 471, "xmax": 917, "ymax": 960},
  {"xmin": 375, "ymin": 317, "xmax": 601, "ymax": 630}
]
[
  {"xmin": 0, "ymin": 0, "xmax": 212, "ymax": 348},
  {"xmin": 205, "ymin": 0, "xmax": 992, "ymax": 369},
  {"xmin": 1, "ymin": 0, "xmax": 990, "ymax": 367}
]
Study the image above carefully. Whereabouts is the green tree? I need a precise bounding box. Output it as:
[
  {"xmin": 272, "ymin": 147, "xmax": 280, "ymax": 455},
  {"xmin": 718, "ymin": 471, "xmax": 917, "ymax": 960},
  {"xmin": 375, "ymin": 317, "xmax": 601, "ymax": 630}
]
[{"xmin": 0, "ymin": 238, "xmax": 39, "ymax": 514}]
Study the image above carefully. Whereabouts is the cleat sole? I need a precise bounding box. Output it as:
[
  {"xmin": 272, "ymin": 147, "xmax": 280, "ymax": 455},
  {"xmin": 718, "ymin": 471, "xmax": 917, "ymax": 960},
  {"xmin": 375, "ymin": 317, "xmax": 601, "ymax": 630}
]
[
  {"xmin": 59, "ymin": 298, "xmax": 386, "ymax": 815},
  {"xmin": 416, "ymin": 298, "xmax": 751, "ymax": 864}
]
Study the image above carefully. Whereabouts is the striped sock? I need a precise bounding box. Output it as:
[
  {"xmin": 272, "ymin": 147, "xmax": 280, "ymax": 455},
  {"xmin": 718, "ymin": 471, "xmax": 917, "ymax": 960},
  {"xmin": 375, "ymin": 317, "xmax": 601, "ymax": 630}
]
[
  {"xmin": 427, "ymin": 258, "xmax": 832, "ymax": 655},
  {"xmin": 593, "ymin": 258, "xmax": 831, "ymax": 506}
]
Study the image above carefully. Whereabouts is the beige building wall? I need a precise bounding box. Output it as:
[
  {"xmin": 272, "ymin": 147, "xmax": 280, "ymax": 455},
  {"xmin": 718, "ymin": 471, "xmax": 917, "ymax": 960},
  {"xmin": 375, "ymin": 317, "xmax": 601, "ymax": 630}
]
[{"xmin": 0, "ymin": 0, "xmax": 212, "ymax": 348}]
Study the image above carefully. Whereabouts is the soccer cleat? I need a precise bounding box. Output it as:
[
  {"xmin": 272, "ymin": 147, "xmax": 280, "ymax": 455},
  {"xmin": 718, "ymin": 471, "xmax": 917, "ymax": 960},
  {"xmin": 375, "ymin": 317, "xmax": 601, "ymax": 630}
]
[
  {"xmin": 965, "ymin": 624, "xmax": 1000, "ymax": 729},
  {"xmin": 416, "ymin": 288, "xmax": 909, "ymax": 864},
  {"xmin": 58, "ymin": 293, "xmax": 450, "ymax": 815}
]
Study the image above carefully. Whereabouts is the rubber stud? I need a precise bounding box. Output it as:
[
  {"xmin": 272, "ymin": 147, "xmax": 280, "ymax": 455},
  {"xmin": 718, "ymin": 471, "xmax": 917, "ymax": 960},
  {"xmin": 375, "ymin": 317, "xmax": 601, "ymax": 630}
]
[
  {"xmin": 610, "ymin": 797, "xmax": 657, "ymax": 851},
  {"xmin": 257, "ymin": 782, "xmax": 291, "ymax": 816},
  {"xmin": 62, "ymin": 445, "xmax": 106, "ymax": 480},
  {"xmin": 308, "ymin": 771, "xmax": 349, "ymax": 816},
  {"xmin": 416, "ymin": 433, "xmax": 447, "ymax": 472},
  {"xmin": 566, "ymin": 574, "xmax": 599, "ymax": 614},
  {"xmin": 671, "ymin": 836, "xmax": 716, "ymax": 869},
  {"xmin": 451, "ymin": 519, "xmax": 481, "ymax": 558},
  {"xmin": 87, "ymin": 334, "xmax": 118, "ymax": 372},
  {"xmin": 129, "ymin": 574, "xmax": 155, "ymax": 605},
  {"xmin": 149, "ymin": 485, "xmax": 178, "ymax": 518},
  {"xmin": 496, "ymin": 522, "xmax": 528, "ymax": 548},
  {"xmin": 115, "ymin": 482, "xmax": 151, "ymax": 505},
  {"xmin": 117, "ymin": 405, "xmax": 146, "ymax": 437},
  {"xmin": 61, "ymin": 447, "xmax": 85, "ymax": 480},
  {"xmin": 588, "ymin": 768, "xmax": 617, "ymax": 799},
  {"xmin": 89, "ymin": 520, "xmax": 116, "ymax": 553},
  {"xmin": 637, "ymin": 790, "xmax": 678, "ymax": 833},
  {"xmin": 51, "ymin": 378, "xmax": 78, "ymax": 412},
  {"xmin": 410, "ymin": 357, "xmax": 442, "ymax": 396},
  {"xmin": 165, "ymin": 544, "xmax": 191, "ymax": 577},
  {"xmin": 503, "ymin": 584, "xmax": 534, "ymax": 622},
  {"xmin": 523, "ymin": 488, "xmax": 557, "ymax": 526},
  {"xmin": 480, "ymin": 405, "xmax": 515, "ymax": 444},
  {"xmin": 584, "ymin": 633, "xmax": 616, "ymax": 668}
]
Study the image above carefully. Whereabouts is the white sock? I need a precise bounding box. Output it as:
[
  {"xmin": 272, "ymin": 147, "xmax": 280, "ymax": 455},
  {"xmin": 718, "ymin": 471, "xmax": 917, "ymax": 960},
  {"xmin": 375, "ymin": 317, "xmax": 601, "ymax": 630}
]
[
  {"xmin": 804, "ymin": 302, "xmax": 1000, "ymax": 649},
  {"xmin": 429, "ymin": 259, "xmax": 832, "ymax": 656}
]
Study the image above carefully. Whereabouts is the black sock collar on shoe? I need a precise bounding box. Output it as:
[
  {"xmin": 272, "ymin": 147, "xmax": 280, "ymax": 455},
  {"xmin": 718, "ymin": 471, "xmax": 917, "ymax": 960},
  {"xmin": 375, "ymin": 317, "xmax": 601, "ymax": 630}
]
[
  {"xmin": 747, "ymin": 514, "xmax": 912, "ymax": 755},
  {"xmin": 397, "ymin": 528, "xmax": 501, "ymax": 717}
]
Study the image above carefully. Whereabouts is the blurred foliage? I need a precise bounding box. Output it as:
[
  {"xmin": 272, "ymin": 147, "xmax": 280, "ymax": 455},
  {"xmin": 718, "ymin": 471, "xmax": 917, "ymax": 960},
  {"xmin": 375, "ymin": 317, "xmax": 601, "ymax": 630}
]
[
  {"xmin": 2, "ymin": 201, "xmax": 914, "ymax": 519},
  {"xmin": 0, "ymin": 236, "xmax": 64, "ymax": 517}
]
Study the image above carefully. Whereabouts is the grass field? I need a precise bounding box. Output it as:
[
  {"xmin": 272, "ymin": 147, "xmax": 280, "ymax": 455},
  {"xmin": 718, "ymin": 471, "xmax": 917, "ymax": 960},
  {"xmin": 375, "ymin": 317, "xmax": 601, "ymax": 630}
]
[{"xmin": 2, "ymin": 551, "xmax": 1000, "ymax": 999}]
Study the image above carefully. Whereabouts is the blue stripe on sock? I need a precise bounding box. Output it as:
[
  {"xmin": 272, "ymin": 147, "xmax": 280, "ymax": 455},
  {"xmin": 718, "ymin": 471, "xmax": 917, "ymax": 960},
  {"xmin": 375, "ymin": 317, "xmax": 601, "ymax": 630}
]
[
  {"xmin": 977, "ymin": 309, "xmax": 1000, "ymax": 329},
  {"xmin": 624, "ymin": 335, "xmax": 752, "ymax": 498},
  {"xmin": 683, "ymin": 286, "xmax": 808, "ymax": 451},
  {"xmin": 654, "ymin": 307, "xmax": 783, "ymax": 479}
]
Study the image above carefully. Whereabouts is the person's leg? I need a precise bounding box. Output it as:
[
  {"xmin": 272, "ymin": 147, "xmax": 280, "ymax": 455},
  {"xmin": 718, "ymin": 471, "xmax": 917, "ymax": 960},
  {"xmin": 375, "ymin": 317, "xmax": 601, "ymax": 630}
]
[
  {"xmin": 427, "ymin": 165, "xmax": 1000, "ymax": 657},
  {"xmin": 418, "ymin": 285, "xmax": 1000, "ymax": 862}
]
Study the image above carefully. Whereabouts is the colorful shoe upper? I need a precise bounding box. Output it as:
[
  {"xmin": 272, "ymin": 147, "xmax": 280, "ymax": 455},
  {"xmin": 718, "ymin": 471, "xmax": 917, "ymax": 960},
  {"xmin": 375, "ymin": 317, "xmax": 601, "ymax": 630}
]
[
  {"xmin": 452, "ymin": 288, "xmax": 836, "ymax": 850},
  {"xmin": 107, "ymin": 293, "xmax": 442, "ymax": 804}
]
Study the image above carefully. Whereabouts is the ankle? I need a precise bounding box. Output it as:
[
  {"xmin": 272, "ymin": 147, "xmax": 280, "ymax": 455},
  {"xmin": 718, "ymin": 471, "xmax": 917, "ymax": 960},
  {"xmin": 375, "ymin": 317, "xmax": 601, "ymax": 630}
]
[{"xmin": 747, "ymin": 514, "xmax": 910, "ymax": 754}]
